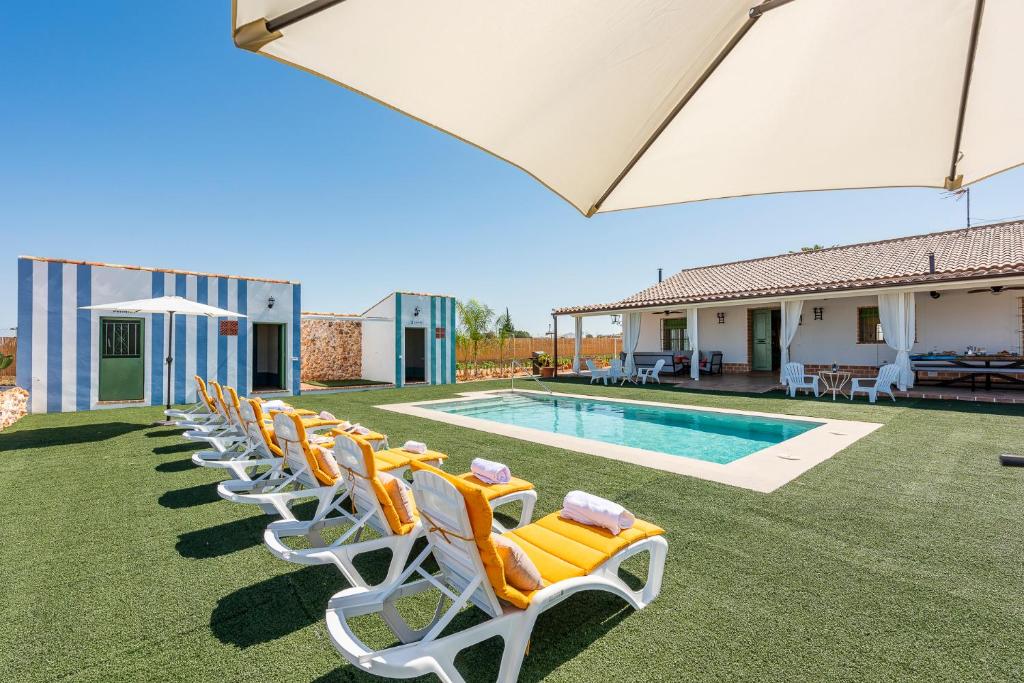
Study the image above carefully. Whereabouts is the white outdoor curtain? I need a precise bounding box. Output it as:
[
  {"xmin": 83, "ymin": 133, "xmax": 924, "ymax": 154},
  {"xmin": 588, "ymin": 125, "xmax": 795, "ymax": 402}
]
[
  {"xmin": 878, "ymin": 292, "xmax": 917, "ymax": 390},
  {"xmin": 779, "ymin": 300, "xmax": 804, "ymax": 383},
  {"xmin": 687, "ymin": 307, "xmax": 700, "ymax": 381},
  {"xmin": 234, "ymin": 1, "xmax": 1024, "ymax": 216},
  {"xmin": 572, "ymin": 316, "xmax": 583, "ymax": 374},
  {"xmin": 622, "ymin": 312, "xmax": 641, "ymax": 375}
]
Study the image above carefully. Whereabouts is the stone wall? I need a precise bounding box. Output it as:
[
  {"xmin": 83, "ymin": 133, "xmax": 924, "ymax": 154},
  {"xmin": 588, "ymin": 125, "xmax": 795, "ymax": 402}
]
[
  {"xmin": 0, "ymin": 387, "xmax": 29, "ymax": 432},
  {"xmin": 301, "ymin": 319, "xmax": 362, "ymax": 381}
]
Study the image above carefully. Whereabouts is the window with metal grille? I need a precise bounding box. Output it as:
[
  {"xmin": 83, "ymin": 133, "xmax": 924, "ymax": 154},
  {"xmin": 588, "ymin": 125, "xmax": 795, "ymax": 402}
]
[
  {"xmin": 102, "ymin": 320, "xmax": 142, "ymax": 358},
  {"xmin": 661, "ymin": 318, "xmax": 689, "ymax": 352}
]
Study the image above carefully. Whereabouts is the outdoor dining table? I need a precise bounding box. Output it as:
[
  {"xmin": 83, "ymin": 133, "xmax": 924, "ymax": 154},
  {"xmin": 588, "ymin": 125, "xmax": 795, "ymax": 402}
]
[
  {"xmin": 912, "ymin": 355, "xmax": 1024, "ymax": 391},
  {"xmin": 818, "ymin": 370, "xmax": 851, "ymax": 401}
]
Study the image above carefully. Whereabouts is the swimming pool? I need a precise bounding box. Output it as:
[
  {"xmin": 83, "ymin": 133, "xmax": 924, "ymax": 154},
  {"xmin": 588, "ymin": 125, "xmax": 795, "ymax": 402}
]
[{"xmin": 423, "ymin": 392, "xmax": 818, "ymax": 464}]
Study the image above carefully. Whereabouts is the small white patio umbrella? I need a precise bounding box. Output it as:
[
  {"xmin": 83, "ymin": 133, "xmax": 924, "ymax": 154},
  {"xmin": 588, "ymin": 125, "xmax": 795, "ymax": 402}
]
[
  {"xmin": 81, "ymin": 296, "xmax": 246, "ymax": 419},
  {"xmin": 232, "ymin": 0, "xmax": 1022, "ymax": 216}
]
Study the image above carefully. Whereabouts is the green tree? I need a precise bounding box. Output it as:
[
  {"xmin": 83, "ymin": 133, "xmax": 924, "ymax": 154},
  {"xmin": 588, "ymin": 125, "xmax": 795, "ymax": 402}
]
[
  {"xmin": 456, "ymin": 299, "xmax": 495, "ymax": 377},
  {"xmin": 495, "ymin": 308, "xmax": 515, "ymax": 371}
]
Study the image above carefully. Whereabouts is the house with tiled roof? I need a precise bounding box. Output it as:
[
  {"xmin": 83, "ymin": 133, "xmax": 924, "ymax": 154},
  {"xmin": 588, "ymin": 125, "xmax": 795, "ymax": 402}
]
[{"xmin": 554, "ymin": 221, "xmax": 1024, "ymax": 388}]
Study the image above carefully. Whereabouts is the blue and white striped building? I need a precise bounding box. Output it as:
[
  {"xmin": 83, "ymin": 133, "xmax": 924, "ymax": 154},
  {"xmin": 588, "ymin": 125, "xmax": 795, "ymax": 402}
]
[{"xmin": 16, "ymin": 256, "xmax": 301, "ymax": 414}]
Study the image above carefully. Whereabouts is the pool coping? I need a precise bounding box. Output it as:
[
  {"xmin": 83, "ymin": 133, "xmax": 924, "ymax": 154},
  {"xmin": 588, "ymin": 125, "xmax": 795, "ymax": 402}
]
[{"xmin": 376, "ymin": 389, "xmax": 883, "ymax": 493}]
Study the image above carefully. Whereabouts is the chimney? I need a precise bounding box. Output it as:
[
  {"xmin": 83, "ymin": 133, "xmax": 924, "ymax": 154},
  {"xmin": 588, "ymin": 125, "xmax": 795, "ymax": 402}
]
[
  {"xmin": 657, "ymin": 267, "xmax": 663, "ymax": 283},
  {"xmin": 927, "ymin": 252, "xmax": 936, "ymax": 274}
]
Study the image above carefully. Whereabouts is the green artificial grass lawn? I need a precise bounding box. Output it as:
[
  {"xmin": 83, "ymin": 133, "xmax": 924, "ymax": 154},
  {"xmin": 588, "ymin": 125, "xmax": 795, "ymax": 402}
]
[{"xmin": 2, "ymin": 379, "xmax": 1023, "ymax": 682}]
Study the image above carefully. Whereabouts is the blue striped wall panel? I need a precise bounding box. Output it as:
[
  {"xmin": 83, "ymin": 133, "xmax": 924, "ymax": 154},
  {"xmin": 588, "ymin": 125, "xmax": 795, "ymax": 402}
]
[
  {"xmin": 46, "ymin": 262, "xmax": 63, "ymax": 413},
  {"xmin": 76, "ymin": 265, "xmax": 92, "ymax": 411},
  {"xmin": 16, "ymin": 259, "xmax": 33, "ymax": 397}
]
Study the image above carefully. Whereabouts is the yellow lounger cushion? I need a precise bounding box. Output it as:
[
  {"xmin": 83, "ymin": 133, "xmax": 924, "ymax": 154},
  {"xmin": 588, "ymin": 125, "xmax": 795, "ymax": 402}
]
[
  {"xmin": 452, "ymin": 473, "xmax": 535, "ymax": 501},
  {"xmin": 372, "ymin": 447, "xmax": 448, "ymax": 470},
  {"xmin": 503, "ymin": 514, "xmax": 665, "ymax": 596},
  {"xmin": 346, "ymin": 439, "xmax": 418, "ymax": 536}
]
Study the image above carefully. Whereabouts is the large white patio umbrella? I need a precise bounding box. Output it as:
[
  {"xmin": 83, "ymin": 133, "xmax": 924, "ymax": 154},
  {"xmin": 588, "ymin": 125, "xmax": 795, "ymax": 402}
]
[
  {"xmin": 232, "ymin": 0, "xmax": 1021, "ymax": 216},
  {"xmin": 82, "ymin": 296, "xmax": 246, "ymax": 417}
]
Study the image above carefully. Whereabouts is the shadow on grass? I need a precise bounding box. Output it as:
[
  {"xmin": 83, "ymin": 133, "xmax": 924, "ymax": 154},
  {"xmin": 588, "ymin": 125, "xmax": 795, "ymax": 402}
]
[
  {"xmin": 210, "ymin": 564, "xmax": 342, "ymax": 648},
  {"xmin": 145, "ymin": 428, "xmax": 187, "ymax": 438},
  {"xmin": 152, "ymin": 442, "xmax": 198, "ymax": 455},
  {"xmin": 155, "ymin": 459, "xmax": 196, "ymax": 473},
  {"xmin": 0, "ymin": 421, "xmax": 146, "ymax": 451},
  {"xmin": 176, "ymin": 515, "xmax": 268, "ymax": 559},
  {"xmin": 309, "ymin": 590, "xmax": 635, "ymax": 683},
  {"xmin": 159, "ymin": 483, "xmax": 221, "ymax": 509}
]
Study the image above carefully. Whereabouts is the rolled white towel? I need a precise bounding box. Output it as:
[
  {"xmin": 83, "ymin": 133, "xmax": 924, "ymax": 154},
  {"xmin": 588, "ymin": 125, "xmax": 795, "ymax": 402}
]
[
  {"xmin": 402, "ymin": 440, "xmax": 427, "ymax": 454},
  {"xmin": 471, "ymin": 457, "xmax": 511, "ymax": 485},
  {"xmin": 337, "ymin": 421, "xmax": 353, "ymax": 431},
  {"xmin": 560, "ymin": 491, "xmax": 635, "ymax": 535},
  {"xmin": 308, "ymin": 434, "xmax": 332, "ymax": 445},
  {"xmin": 262, "ymin": 399, "xmax": 289, "ymax": 411},
  {"xmin": 319, "ymin": 410, "xmax": 337, "ymax": 421},
  {"xmin": 349, "ymin": 424, "xmax": 370, "ymax": 435}
]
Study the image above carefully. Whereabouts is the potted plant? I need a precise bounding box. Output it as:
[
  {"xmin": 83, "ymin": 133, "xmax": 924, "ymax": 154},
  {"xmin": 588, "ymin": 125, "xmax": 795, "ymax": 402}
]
[{"xmin": 537, "ymin": 353, "xmax": 555, "ymax": 378}]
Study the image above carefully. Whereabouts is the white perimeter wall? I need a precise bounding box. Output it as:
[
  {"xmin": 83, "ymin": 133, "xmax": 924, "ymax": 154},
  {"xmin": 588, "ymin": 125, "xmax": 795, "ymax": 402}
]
[{"xmin": 361, "ymin": 294, "xmax": 396, "ymax": 384}]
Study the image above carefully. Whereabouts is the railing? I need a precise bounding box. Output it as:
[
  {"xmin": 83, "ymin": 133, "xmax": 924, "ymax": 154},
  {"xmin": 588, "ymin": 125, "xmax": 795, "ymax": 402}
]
[{"xmin": 509, "ymin": 360, "xmax": 552, "ymax": 394}]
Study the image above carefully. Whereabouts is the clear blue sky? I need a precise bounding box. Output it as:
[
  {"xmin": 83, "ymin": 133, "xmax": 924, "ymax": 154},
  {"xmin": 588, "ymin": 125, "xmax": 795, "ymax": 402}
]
[{"xmin": 3, "ymin": 2, "xmax": 1023, "ymax": 336}]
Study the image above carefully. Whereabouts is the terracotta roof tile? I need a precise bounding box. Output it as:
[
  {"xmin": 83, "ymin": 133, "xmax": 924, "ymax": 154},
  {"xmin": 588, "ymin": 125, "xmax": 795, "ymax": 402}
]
[{"xmin": 554, "ymin": 221, "xmax": 1024, "ymax": 314}]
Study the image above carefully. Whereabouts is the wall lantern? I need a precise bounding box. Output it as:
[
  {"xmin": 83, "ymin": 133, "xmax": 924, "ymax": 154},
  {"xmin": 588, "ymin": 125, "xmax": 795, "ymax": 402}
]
[
  {"xmin": 267, "ymin": 296, "xmax": 276, "ymax": 309},
  {"xmin": 611, "ymin": 314, "xmax": 621, "ymax": 326},
  {"xmin": 813, "ymin": 306, "xmax": 824, "ymax": 320},
  {"xmin": 413, "ymin": 306, "xmax": 421, "ymax": 317},
  {"xmin": 716, "ymin": 312, "xmax": 726, "ymax": 324},
  {"xmin": 929, "ymin": 291, "xmax": 941, "ymax": 299}
]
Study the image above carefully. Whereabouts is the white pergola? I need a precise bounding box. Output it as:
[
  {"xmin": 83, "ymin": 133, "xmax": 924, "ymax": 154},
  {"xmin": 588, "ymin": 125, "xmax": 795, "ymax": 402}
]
[{"xmin": 558, "ymin": 274, "xmax": 1024, "ymax": 390}]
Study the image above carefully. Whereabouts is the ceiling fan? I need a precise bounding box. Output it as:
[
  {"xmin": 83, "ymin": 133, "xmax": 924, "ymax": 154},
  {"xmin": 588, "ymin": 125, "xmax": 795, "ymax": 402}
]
[{"xmin": 966, "ymin": 285, "xmax": 1024, "ymax": 295}]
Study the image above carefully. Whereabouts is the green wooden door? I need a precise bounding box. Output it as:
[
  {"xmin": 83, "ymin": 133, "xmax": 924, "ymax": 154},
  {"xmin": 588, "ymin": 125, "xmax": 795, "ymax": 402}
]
[
  {"xmin": 99, "ymin": 317, "xmax": 145, "ymax": 401},
  {"xmin": 752, "ymin": 309, "xmax": 772, "ymax": 371}
]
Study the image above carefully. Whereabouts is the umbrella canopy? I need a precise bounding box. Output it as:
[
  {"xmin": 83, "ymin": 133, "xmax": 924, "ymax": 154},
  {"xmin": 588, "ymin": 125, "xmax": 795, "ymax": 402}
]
[
  {"xmin": 232, "ymin": 0, "xmax": 1021, "ymax": 216},
  {"xmin": 82, "ymin": 296, "xmax": 245, "ymax": 415},
  {"xmin": 82, "ymin": 296, "xmax": 246, "ymax": 318}
]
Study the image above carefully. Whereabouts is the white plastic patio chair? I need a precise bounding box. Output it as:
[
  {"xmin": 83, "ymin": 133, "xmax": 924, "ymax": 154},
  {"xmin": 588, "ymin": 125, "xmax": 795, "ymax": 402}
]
[
  {"xmin": 608, "ymin": 357, "xmax": 625, "ymax": 383},
  {"xmin": 263, "ymin": 434, "xmax": 536, "ymax": 589},
  {"xmin": 781, "ymin": 362, "xmax": 820, "ymax": 398},
  {"xmin": 850, "ymin": 364, "xmax": 900, "ymax": 403},
  {"xmin": 585, "ymin": 358, "xmax": 611, "ymax": 385},
  {"xmin": 324, "ymin": 463, "xmax": 667, "ymax": 683},
  {"xmin": 637, "ymin": 358, "xmax": 666, "ymax": 384}
]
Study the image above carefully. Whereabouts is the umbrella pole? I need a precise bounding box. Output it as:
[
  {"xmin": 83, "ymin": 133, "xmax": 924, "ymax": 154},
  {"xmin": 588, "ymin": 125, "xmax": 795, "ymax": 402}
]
[
  {"xmin": 153, "ymin": 311, "xmax": 176, "ymax": 426},
  {"xmin": 166, "ymin": 311, "xmax": 174, "ymax": 413}
]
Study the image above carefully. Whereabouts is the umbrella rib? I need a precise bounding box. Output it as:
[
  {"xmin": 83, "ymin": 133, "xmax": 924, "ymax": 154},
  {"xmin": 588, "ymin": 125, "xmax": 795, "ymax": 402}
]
[
  {"xmin": 267, "ymin": 0, "xmax": 349, "ymax": 33},
  {"xmin": 945, "ymin": 0, "xmax": 986, "ymax": 190},
  {"xmin": 586, "ymin": 1, "xmax": 791, "ymax": 217}
]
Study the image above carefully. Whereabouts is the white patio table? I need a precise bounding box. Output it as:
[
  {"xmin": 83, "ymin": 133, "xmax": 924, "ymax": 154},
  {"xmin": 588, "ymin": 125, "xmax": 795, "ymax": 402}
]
[{"xmin": 818, "ymin": 371, "xmax": 852, "ymax": 401}]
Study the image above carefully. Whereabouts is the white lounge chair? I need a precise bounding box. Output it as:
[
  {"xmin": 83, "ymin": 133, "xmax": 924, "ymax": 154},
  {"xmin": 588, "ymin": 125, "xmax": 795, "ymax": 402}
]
[
  {"xmin": 637, "ymin": 358, "xmax": 666, "ymax": 384},
  {"xmin": 181, "ymin": 381, "xmax": 247, "ymax": 453},
  {"xmin": 165, "ymin": 375, "xmax": 219, "ymax": 423},
  {"xmin": 263, "ymin": 434, "xmax": 536, "ymax": 589},
  {"xmin": 850, "ymin": 364, "xmax": 900, "ymax": 403},
  {"xmin": 217, "ymin": 412, "xmax": 445, "ymax": 520},
  {"xmin": 586, "ymin": 358, "xmax": 611, "ymax": 385},
  {"xmin": 782, "ymin": 362, "xmax": 820, "ymax": 398},
  {"xmin": 324, "ymin": 461, "xmax": 667, "ymax": 683}
]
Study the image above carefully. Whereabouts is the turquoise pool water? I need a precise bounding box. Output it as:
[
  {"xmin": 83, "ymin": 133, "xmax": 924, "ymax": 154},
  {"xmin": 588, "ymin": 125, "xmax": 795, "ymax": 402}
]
[{"xmin": 425, "ymin": 393, "xmax": 819, "ymax": 464}]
